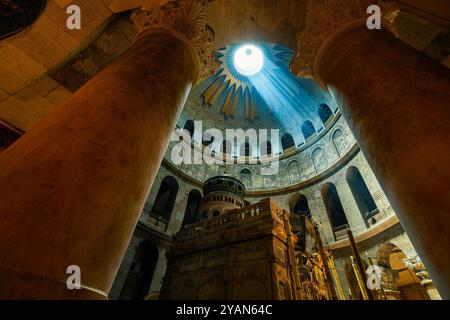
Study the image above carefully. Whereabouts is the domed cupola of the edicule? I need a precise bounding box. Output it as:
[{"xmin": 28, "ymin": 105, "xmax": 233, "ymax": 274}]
[
  {"xmin": 0, "ymin": 0, "xmax": 449, "ymax": 307},
  {"xmin": 196, "ymin": 175, "xmax": 246, "ymax": 220}
]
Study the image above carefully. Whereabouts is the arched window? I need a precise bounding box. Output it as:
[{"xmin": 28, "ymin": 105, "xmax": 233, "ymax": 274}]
[
  {"xmin": 120, "ymin": 241, "xmax": 158, "ymax": 300},
  {"xmin": 281, "ymin": 133, "xmax": 295, "ymax": 151},
  {"xmin": 182, "ymin": 190, "xmax": 202, "ymax": 226},
  {"xmin": 332, "ymin": 129, "xmax": 347, "ymax": 156},
  {"xmin": 294, "ymin": 194, "xmax": 311, "ymax": 217},
  {"xmin": 312, "ymin": 148, "xmax": 327, "ymax": 173},
  {"xmin": 321, "ymin": 183, "xmax": 349, "ymax": 238},
  {"xmin": 240, "ymin": 168, "xmax": 252, "ymax": 188},
  {"xmin": 301, "ymin": 121, "xmax": 316, "ymax": 140},
  {"xmin": 260, "ymin": 141, "xmax": 272, "ymax": 157},
  {"xmin": 218, "ymin": 165, "xmax": 229, "ymax": 175},
  {"xmin": 151, "ymin": 176, "xmax": 179, "ymax": 223},
  {"xmin": 183, "ymin": 120, "xmax": 195, "ymax": 137},
  {"xmin": 318, "ymin": 103, "xmax": 333, "ymax": 124},
  {"xmin": 346, "ymin": 167, "xmax": 378, "ymax": 221},
  {"xmin": 287, "ymin": 160, "xmax": 300, "ymax": 183},
  {"xmin": 240, "ymin": 142, "xmax": 251, "ymax": 157},
  {"xmin": 221, "ymin": 140, "xmax": 232, "ymax": 155}
]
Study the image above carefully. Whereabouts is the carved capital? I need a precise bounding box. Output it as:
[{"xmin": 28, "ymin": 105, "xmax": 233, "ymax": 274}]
[
  {"xmin": 131, "ymin": 0, "xmax": 219, "ymax": 81},
  {"xmin": 290, "ymin": 0, "xmax": 399, "ymax": 79}
]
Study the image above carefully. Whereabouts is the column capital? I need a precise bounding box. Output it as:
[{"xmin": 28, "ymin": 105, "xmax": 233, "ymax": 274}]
[
  {"xmin": 131, "ymin": 0, "xmax": 219, "ymax": 81},
  {"xmin": 290, "ymin": 0, "xmax": 399, "ymax": 79}
]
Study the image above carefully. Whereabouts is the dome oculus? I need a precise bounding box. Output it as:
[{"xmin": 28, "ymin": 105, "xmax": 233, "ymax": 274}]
[{"xmin": 233, "ymin": 44, "xmax": 264, "ymax": 76}]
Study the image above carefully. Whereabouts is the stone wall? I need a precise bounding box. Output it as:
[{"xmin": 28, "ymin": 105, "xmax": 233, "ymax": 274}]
[{"xmin": 164, "ymin": 114, "xmax": 356, "ymax": 192}]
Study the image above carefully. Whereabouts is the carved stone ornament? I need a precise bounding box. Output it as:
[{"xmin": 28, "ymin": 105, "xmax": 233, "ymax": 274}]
[
  {"xmin": 131, "ymin": 0, "xmax": 219, "ymax": 81},
  {"xmin": 403, "ymin": 255, "xmax": 432, "ymax": 284},
  {"xmin": 290, "ymin": 0, "xmax": 400, "ymax": 79}
]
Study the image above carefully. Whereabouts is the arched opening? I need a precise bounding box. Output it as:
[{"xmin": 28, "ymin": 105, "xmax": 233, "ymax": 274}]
[
  {"xmin": 281, "ymin": 133, "xmax": 295, "ymax": 151},
  {"xmin": 332, "ymin": 129, "xmax": 347, "ymax": 156},
  {"xmin": 294, "ymin": 194, "xmax": 311, "ymax": 217},
  {"xmin": 260, "ymin": 140, "xmax": 272, "ymax": 157},
  {"xmin": 301, "ymin": 121, "xmax": 316, "ymax": 140},
  {"xmin": 182, "ymin": 190, "xmax": 202, "ymax": 226},
  {"xmin": 239, "ymin": 168, "xmax": 252, "ymax": 188},
  {"xmin": 151, "ymin": 176, "xmax": 179, "ymax": 225},
  {"xmin": 321, "ymin": 183, "xmax": 349, "ymax": 240},
  {"xmin": 183, "ymin": 120, "xmax": 195, "ymax": 137},
  {"xmin": 318, "ymin": 103, "xmax": 333, "ymax": 124},
  {"xmin": 120, "ymin": 242, "xmax": 159, "ymax": 300},
  {"xmin": 287, "ymin": 160, "xmax": 300, "ymax": 183},
  {"xmin": 346, "ymin": 166, "xmax": 379, "ymax": 224},
  {"xmin": 218, "ymin": 165, "xmax": 229, "ymax": 175},
  {"xmin": 376, "ymin": 243, "xmax": 431, "ymax": 300}
]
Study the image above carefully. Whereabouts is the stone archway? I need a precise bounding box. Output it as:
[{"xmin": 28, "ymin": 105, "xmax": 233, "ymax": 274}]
[{"xmin": 376, "ymin": 243, "xmax": 429, "ymax": 300}]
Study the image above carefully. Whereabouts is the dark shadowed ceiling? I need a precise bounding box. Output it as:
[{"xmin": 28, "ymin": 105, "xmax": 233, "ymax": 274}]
[{"xmin": 206, "ymin": 0, "xmax": 306, "ymax": 50}]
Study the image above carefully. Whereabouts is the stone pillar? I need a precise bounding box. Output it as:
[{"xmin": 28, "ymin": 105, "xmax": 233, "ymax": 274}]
[
  {"xmin": 0, "ymin": 0, "xmax": 216, "ymax": 299},
  {"xmin": 109, "ymin": 237, "xmax": 140, "ymax": 300},
  {"xmin": 147, "ymin": 247, "xmax": 168, "ymax": 298},
  {"xmin": 335, "ymin": 179, "xmax": 367, "ymax": 233},
  {"xmin": 292, "ymin": 0, "xmax": 450, "ymax": 299},
  {"xmin": 166, "ymin": 187, "xmax": 189, "ymax": 235}
]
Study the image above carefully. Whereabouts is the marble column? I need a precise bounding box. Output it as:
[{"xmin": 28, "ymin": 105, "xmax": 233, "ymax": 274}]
[
  {"xmin": 0, "ymin": 0, "xmax": 216, "ymax": 299},
  {"xmin": 292, "ymin": 0, "xmax": 450, "ymax": 298}
]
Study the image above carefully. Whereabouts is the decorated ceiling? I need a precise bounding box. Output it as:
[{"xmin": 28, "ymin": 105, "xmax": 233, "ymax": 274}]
[{"xmin": 182, "ymin": 41, "xmax": 337, "ymax": 151}]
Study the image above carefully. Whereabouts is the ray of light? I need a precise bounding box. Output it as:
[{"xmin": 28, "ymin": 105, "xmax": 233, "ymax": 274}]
[{"xmin": 248, "ymin": 58, "xmax": 323, "ymax": 138}]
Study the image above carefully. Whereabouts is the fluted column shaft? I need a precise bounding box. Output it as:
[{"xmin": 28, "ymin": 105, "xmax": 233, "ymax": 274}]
[
  {"xmin": 0, "ymin": 27, "xmax": 198, "ymax": 299},
  {"xmin": 316, "ymin": 23, "xmax": 450, "ymax": 298}
]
